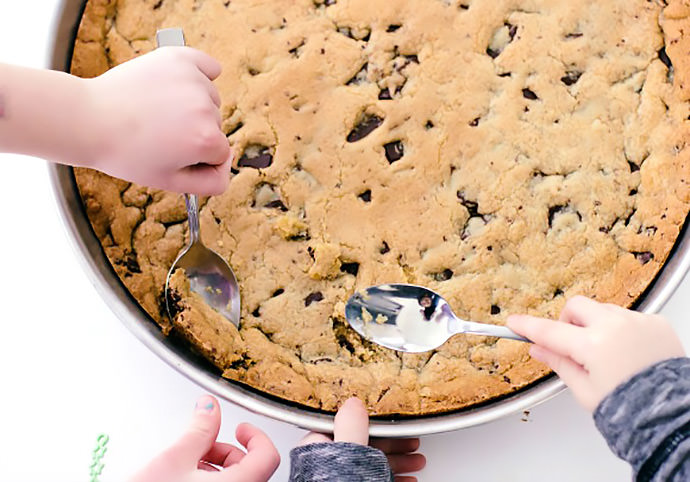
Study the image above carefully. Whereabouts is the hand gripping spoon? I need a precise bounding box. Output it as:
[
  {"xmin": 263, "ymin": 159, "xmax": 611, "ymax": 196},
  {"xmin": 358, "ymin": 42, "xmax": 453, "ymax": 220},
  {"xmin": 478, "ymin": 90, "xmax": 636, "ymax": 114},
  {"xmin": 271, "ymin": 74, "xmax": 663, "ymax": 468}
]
[
  {"xmin": 345, "ymin": 284, "xmax": 529, "ymax": 353},
  {"xmin": 158, "ymin": 28, "xmax": 240, "ymax": 326}
]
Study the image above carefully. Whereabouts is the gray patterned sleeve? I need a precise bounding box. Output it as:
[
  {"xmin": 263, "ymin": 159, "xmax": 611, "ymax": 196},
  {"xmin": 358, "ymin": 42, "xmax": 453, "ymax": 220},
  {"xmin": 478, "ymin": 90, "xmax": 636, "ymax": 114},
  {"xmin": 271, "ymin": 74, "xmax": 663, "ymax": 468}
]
[
  {"xmin": 289, "ymin": 442, "xmax": 394, "ymax": 482},
  {"xmin": 594, "ymin": 357, "xmax": 690, "ymax": 482}
]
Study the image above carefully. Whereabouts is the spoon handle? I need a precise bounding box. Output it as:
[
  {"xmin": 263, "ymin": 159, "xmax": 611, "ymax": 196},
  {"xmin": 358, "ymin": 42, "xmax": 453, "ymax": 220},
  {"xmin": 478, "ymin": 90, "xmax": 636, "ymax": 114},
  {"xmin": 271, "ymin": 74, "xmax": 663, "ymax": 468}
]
[
  {"xmin": 459, "ymin": 320, "xmax": 531, "ymax": 343},
  {"xmin": 155, "ymin": 29, "xmax": 200, "ymax": 247},
  {"xmin": 185, "ymin": 194, "xmax": 201, "ymax": 244}
]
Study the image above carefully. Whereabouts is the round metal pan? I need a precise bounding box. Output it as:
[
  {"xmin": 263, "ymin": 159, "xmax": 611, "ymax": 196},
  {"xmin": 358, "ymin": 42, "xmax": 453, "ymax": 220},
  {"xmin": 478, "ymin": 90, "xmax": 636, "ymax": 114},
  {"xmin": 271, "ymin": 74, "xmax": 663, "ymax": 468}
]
[{"xmin": 47, "ymin": 0, "xmax": 690, "ymax": 436}]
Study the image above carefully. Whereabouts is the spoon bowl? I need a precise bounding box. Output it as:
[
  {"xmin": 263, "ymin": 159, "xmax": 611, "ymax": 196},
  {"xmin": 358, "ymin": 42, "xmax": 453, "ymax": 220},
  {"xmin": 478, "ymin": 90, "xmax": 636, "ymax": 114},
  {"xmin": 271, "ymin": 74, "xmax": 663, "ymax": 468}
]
[
  {"xmin": 345, "ymin": 284, "xmax": 529, "ymax": 353},
  {"xmin": 158, "ymin": 28, "xmax": 240, "ymax": 326}
]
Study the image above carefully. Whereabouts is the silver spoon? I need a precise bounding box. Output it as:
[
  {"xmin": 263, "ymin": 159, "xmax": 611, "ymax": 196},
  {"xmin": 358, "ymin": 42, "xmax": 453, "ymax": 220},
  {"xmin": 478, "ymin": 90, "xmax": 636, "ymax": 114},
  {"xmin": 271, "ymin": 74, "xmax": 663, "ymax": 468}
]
[
  {"xmin": 345, "ymin": 284, "xmax": 529, "ymax": 353},
  {"xmin": 158, "ymin": 28, "xmax": 240, "ymax": 326}
]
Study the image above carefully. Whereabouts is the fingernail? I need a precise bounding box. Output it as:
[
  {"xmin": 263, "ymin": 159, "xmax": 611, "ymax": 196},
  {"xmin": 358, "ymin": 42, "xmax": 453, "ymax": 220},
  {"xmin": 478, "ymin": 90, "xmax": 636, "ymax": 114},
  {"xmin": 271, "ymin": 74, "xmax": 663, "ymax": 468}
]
[{"xmin": 195, "ymin": 395, "xmax": 215, "ymax": 412}]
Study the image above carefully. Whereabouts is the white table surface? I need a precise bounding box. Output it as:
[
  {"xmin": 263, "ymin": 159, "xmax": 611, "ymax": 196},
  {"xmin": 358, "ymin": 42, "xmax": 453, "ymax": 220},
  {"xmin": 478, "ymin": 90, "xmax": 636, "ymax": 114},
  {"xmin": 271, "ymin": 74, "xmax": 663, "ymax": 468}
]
[{"xmin": 1, "ymin": 2, "xmax": 689, "ymax": 481}]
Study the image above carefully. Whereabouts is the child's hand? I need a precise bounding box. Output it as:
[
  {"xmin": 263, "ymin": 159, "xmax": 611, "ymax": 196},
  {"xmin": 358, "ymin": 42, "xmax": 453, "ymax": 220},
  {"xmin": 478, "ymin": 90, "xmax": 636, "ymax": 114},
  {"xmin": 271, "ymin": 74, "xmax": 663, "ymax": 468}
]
[
  {"xmin": 299, "ymin": 398, "xmax": 426, "ymax": 481},
  {"xmin": 86, "ymin": 47, "xmax": 231, "ymax": 195},
  {"xmin": 130, "ymin": 395, "xmax": 279, "ymax": 482},
  {"xmin": 508, "ymin": 296, "xmax": 685, "ymax": 412}
]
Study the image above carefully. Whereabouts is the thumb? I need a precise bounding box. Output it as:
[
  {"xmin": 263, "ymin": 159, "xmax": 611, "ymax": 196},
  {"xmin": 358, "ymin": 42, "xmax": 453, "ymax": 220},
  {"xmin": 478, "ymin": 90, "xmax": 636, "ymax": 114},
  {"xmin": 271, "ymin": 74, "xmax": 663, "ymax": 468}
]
[
  {"xmin": 166, "ymin": 395, "xmax": 221, "ymax": 467},
  {"xmin": 334, "ymin": 397, "xmax": 369, "ymax": 445}
]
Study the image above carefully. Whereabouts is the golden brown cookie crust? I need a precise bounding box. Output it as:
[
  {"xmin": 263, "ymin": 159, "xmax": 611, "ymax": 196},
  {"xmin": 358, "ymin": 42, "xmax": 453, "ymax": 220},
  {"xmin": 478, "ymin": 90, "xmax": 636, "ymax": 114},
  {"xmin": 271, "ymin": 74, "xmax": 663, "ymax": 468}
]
[{"xmin": 72, "ymin": 0, "xmax": 690, "ymax": 415}]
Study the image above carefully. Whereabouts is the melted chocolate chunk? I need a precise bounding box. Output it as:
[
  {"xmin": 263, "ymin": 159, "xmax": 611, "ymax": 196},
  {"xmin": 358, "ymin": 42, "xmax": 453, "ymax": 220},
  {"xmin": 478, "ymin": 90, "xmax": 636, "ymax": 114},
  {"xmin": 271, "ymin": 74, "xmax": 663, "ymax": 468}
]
[
  {"xmin": 634, "ymin": 251, "xmax": 654, "ymax": 264},
  {"xmin": 380, "ymin": 241, "xmax": 391, "ymax": 254},
  {"xmin": 384, "ymin": 140, "xmax": 405, "ymax": 163},
  {"xmin": 238, "ymin": 145, "xmax": 274, "ymax": 169},
  {"xmin": 347, "ymin": 114, "xmax": 384, "ymax": 142},
  {"xmin": 340, "ymin": 262, "xmax": 360, "ymax": 276},
  {"xmin": 358, "ymin": 189, "xmax": 372, "ymax": 202},
  {"xmin": 304, "ymin": 291, "xmax": 324, "ymax": 306},
  {"xmin": 561, "ymin": 71, "xmax": 582, "ymax": 86},
  {"xmin": 659, "ymin": 47, "xmax": 673, "ymax": 70},
  {"xmin": 522, "ymin": 88, "xmax": 539, "ymax": 100},
  {"xmin": 378, "ymin": 88, "xmax": 393, "ymax": 100}
]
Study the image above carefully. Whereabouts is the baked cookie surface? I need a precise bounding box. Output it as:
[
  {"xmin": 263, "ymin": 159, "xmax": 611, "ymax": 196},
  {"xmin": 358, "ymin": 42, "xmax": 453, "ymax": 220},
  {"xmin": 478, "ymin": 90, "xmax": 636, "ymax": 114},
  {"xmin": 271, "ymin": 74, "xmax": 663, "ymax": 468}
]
[{"xmin": 72, "ymin": 0, "xmax": 690, "ymax": 415}]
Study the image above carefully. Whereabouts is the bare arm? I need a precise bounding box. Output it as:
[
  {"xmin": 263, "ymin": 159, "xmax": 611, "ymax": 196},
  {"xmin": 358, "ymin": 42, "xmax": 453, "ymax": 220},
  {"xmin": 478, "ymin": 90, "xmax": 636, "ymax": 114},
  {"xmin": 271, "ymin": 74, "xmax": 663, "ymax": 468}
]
[{"xmin": 0, "ymin": 47, "xmax": 231, "ymax": 195}]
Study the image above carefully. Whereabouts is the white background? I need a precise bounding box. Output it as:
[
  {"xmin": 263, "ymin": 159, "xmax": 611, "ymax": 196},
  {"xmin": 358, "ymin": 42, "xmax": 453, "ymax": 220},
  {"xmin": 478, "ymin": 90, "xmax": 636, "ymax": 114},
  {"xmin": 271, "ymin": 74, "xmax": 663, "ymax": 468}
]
[{"xmin": 1, "ymin": 1, "xmax": 688, "ymax": 481}]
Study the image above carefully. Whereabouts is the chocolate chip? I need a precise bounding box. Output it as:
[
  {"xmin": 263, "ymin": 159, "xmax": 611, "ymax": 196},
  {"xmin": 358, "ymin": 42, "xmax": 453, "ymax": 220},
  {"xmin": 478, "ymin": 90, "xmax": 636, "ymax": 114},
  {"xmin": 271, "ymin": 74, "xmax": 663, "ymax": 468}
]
[
  {"xmin": 561, "ymin": 71, "xmax": 582, "ymax": 86},
  {"xmin": 498, "ymin": 72, "xmax": 512, "ymax": 78},
  {"xmin": 554, "ymin": 288, "xmax": 564, "ymax": 297},
  {"xmin": 378, "ymin": 88, "xmax": 392, "ymax": 100},
  {"xmin": 628, "ymin": 160, "xmax": 640, "ymax": 172},
  {"xmin": 490, "ymin": 305, "xmax": 501, "ymax": 315},
  {"xmin": 503, "ymin": 375, "xmax": 511, "ymax": 383},
  {"xmin": 307, "ymin": 246, "xmax": 315, "ymax": 259},
  {"xmin": 304, "ymin": 291, "xmax": 324, "ymax": 306},
  {"xmin": 659, "ymin": 47, "xmax": 673, "ymax": 70},
  {"xmin": 264, "ymin": 199, "xmax": 289, "ymax": 211},
  {"xmin": 238, "ymin": 145, "xmax": 274, "ymax": 169},
  {"xmin": 272, "ymin": 288, "xmax": 285, "ymax": 297},
  {"xmin": 405, "ymin": 54, "xmax": 419, "ymax": 64},
  {"xmin": 522, "ymin": 88, "xmax": 539, "ymax": 100},
  {"xmin": 347, "ymin": 114, "xmax": 384, "ymax": 142},
  {"xmin": 252, "ymin": 307, "xmax": 261, "ymax": 317},
  {"xmin": 358, "ymin": 189, "xmax": 372, "ymax": 202},
  {"xmin": 384, "ymin": 140, "xmax": 405, "ymax": 163},
  {"xmin": 629, "ymin": 189, "xmax": 638, "ymax": 196},
  {"xmin": 340, "ymin": 262, "xmax": 360, "ymax": 276},
  {"xmin": 425, "ymin": 120, "xmax": 435, "ymax": 130},
  {"xmin": 565, "ymin": 32, "xmax": 583, "ymax": 39},
  {"xmin": 230, "ymin": 167, "xmax": 240, "ymax": 175},
  {"xmin": 432, "ymin": 269, "xmax": 453, "ymax": 281},
  {"xmin": 634, "ymin": 251, "xmax": 654, "ymax": 264},
  {"xmin": 469, "ymin": 117, "xmax": 480, "ymax": 127},
  {"xmin": 387, "ymin": 24, "xmax": 401, "ymax": 32},
  {"xmin": 380, "ymin": 241, "xmax": 390, "ymax": 254}
]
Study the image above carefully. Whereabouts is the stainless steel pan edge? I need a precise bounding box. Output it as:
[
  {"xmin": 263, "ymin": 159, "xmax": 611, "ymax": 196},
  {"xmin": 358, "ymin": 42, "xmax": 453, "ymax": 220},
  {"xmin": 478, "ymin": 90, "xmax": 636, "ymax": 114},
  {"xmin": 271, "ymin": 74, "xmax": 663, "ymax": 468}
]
[{"xmin": 47, "ymin": 0, "xmax": 690, "ymax": 436}]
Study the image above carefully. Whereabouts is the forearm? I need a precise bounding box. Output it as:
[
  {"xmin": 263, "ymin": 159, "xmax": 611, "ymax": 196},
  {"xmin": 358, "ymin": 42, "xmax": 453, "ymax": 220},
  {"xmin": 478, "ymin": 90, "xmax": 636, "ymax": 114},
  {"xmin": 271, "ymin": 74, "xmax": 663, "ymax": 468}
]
[
  {"xmin": 594, "ymin": 357, "xmax": 690, "ymax": 482},
  {"xmin": 0, "ymin": 63, "xmax": 102, "ymax": 167}
]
